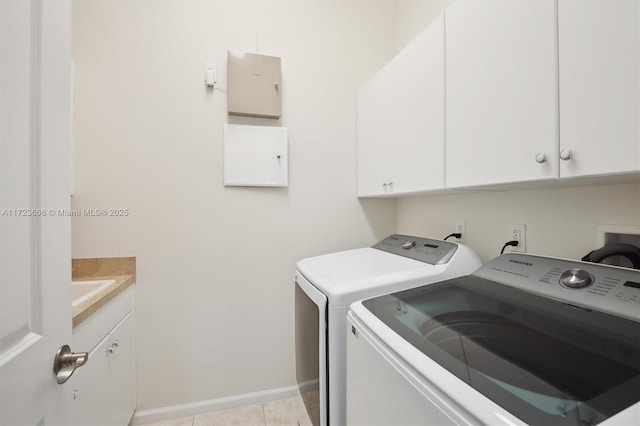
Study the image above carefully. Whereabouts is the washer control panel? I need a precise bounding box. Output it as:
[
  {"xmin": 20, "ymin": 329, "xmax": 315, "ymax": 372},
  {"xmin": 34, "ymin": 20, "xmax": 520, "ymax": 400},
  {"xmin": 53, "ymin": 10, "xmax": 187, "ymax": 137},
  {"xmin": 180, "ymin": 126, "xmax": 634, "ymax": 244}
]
[
  {"xmin": 373, "ymin": 234, "xmax": 458, "ymax": 265},
  {"xmin": 474, "ymin": 253, "xmax": 640, "ymax": 321}
]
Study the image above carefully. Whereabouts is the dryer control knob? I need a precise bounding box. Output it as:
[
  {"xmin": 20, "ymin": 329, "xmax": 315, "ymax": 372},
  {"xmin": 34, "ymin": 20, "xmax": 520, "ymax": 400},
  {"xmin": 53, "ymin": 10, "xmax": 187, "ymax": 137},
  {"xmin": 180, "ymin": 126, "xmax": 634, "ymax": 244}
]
[
  {"xmin": 559, "ymin": 269, "xmax": 594, "ymax": 289},
  {"xmin": 402, "ymin": 240, "xmax": 416, "ymax": 250}
]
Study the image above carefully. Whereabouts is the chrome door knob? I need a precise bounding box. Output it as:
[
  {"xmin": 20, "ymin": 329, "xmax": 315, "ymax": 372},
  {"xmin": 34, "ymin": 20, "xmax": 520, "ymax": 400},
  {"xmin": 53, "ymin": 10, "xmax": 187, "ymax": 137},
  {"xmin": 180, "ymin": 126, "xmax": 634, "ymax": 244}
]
[
  {"xmin": 559, "ymin": 149, "xmax": 572, "ymax": 161},
  {"xmin": 53, "ymin": 344, "xmax": 88, "ymax": 384},
  {"xmin": 535, "ymin": 153, "xmax": 547, "ymax": 164}
]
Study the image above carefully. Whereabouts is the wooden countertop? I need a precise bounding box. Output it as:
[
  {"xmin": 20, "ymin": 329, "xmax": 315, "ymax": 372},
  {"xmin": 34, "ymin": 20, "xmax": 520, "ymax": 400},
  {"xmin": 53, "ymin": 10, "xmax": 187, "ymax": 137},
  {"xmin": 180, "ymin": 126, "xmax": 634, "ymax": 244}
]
[{"xmin": 72, "ymin": 257, "xmax": 136, "ymax": 328}]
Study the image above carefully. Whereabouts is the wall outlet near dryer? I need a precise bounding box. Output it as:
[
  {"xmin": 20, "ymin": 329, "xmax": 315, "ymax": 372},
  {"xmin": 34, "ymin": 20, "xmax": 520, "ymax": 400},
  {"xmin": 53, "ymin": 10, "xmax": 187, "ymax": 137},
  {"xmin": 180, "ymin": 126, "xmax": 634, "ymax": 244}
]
[
  {"xmin": 509, "ymin": 224, "xmax": 526, "ymax": 252},
  {"xmin": 455, "ymin": 220, "xmax": 466, "ymax": 242}
]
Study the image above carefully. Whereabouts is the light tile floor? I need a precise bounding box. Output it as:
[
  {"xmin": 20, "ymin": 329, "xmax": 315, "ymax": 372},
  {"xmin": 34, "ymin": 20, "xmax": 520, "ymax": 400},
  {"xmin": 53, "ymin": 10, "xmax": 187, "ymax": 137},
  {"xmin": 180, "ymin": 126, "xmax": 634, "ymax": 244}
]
[{"xmin": 142, "ymin": 398, "xmax": 298, "ymax": 426}]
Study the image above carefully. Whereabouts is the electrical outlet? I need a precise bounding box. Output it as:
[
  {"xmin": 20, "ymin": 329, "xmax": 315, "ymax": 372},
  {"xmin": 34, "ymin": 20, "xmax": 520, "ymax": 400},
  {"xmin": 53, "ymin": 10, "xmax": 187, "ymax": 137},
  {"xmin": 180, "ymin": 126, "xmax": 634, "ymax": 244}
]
[
  {"xmin": 510, "ymin": 224, "xmax": 526, "ymax": 252},
  {"xmin": 456, "ymin": 220, "xmax": 466, "ymax": 242}
]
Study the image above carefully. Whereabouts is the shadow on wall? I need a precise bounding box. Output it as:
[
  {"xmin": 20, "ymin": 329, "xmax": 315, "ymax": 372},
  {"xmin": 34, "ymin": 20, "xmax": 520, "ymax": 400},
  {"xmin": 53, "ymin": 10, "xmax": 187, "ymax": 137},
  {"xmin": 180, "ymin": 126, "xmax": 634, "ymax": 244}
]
[{"xmin": 358, "ymin": 198, "xmax": 398, "ymax": 242}]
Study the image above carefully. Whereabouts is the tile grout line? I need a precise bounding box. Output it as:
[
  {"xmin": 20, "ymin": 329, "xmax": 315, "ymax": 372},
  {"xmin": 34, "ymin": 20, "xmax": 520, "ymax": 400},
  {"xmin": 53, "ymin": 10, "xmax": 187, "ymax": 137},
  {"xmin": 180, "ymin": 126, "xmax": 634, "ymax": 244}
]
[{"xmin": 144, "ymin": 397, "xmax": 297, "ymax": 426}]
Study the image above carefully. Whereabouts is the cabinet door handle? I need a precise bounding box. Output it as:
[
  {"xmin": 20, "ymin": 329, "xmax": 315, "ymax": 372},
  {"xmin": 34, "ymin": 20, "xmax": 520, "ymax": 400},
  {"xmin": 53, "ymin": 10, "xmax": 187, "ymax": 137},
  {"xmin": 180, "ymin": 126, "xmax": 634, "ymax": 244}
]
[
  {"xmin": 559, "ymin": 149, "xmax": 572, "ymax": 161},
  {"xmin": 535, "ymin": 153, "xmax": 547, "ymax": 164},
  {"xmin": 53, "ymin": 345, "xmax": 89, "ymax": 384},
  {"xmin": 107, "ymin": 341, "xmax": 120, "ymax": 353}
]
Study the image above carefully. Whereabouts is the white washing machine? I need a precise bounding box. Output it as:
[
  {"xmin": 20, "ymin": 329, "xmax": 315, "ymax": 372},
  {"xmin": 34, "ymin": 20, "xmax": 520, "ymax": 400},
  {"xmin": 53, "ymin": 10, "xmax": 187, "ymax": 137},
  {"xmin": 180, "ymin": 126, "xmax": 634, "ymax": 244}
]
[
  {"xmin": 294, "ymin": 234, "xmax": 482, "ymax": 426},
  {"xmin": 347, "ymin": 253, "xmax": 640, "ymax": 426}
]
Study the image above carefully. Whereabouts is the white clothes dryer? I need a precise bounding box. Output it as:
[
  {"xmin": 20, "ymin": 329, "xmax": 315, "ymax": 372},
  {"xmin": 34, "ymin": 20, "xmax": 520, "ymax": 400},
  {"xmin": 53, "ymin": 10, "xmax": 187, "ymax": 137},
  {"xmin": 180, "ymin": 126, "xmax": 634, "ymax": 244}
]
[
  {"xmin": 347, "ymin": 253, "xmax": 640, "ymax": 426},
  {"xmin": 294, "ymin": 234, "xmax": 482, "ymax": 426}
]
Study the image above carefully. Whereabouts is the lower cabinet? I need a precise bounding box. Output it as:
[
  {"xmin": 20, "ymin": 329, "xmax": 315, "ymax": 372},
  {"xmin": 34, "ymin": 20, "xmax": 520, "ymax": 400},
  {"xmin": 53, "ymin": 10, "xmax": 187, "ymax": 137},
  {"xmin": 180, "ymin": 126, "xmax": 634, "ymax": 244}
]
[{"xmin": 72, "ymin": 286, "xmax": 136, "ymax": 425}]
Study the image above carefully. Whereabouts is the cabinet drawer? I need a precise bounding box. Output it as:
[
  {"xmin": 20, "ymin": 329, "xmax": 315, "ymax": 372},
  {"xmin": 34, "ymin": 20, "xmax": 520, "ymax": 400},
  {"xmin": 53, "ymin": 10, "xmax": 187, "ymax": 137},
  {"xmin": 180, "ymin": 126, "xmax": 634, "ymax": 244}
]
[{"xmin": 73, "ymin": 284, "xmax": 134, "ymax": 352}]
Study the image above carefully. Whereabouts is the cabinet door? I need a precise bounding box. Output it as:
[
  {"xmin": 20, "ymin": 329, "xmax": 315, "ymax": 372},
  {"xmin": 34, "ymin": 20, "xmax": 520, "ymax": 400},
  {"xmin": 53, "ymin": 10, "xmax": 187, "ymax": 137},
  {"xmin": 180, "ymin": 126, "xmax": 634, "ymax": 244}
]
[
  {"xmin": 74, "ymin": 312, "xmax": 135, "ymax": 426},
  {"xmin": 107, "ymin": 312, "xmax": 136, "ymax": 426},
  {"xmin": 445, "ymin": 0, "xmax": 559, "ymax": 188},
  {"xmin": 357, "ymin": 15, "xmax": 445, "ymax": 196},
  {"xmin": 74, "ymin": 329, "xmax": 112, "ymax": 425},
  {"xmin": 558, "ymin": 0, "xmax": 639, "ymax": 178},
  {"xmin": 357, "ymin": 78, "xmax": 393, "ymax": 196}
]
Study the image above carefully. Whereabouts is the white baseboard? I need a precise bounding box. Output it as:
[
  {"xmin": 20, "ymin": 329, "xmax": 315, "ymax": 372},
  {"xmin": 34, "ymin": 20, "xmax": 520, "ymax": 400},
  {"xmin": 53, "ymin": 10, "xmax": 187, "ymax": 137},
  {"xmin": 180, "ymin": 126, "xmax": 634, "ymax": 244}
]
[{"xmin": 130, "ymin": 385, "xmax": 298, "ymax": 425}]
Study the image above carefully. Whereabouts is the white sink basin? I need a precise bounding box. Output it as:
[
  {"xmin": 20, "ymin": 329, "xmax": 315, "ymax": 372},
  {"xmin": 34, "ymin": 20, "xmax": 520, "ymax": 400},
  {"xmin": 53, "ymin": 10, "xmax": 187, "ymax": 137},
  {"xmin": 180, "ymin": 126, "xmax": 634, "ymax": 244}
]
[{"xmin": 72, "ymin": 279, "xmax": 115, "ymax": 307}]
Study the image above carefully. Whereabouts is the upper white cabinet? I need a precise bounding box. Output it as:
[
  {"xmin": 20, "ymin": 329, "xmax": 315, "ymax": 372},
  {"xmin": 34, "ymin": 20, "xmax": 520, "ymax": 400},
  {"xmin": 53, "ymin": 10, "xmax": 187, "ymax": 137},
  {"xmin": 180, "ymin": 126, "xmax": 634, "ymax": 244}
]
[
  {"xmin": 558, "ymin": 0, "xmax": 639, "ymax": 178},
  {"xmin": 358, "ymin": 0, "xmax": 638, "ymax": 196},
  {"xmin": 445, "ymin": 0, "xmax": 559, "ymax": 188},
  {"xmin": 357, "ymin": 15, "xmax": 445, "ymax": 197}
]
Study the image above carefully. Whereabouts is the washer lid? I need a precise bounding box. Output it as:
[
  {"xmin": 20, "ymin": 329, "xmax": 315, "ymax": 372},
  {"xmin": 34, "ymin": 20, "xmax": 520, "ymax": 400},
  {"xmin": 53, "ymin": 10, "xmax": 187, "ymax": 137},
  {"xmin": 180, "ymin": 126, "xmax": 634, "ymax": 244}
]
[
  {"xmin": 359, "ymin": 275, "xmax": 640, "ymax": 426},
  {"xmin": 296, "ymin": 248, "xmax": 444, "ymax": 305}
]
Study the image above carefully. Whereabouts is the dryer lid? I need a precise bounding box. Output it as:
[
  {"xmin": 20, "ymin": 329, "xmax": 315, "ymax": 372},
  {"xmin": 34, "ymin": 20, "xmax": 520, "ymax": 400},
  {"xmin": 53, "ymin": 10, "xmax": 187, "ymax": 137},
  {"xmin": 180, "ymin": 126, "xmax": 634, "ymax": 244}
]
[{"xmin": 297, "ymin": 247, "xmax": 444, "ymax": 305}]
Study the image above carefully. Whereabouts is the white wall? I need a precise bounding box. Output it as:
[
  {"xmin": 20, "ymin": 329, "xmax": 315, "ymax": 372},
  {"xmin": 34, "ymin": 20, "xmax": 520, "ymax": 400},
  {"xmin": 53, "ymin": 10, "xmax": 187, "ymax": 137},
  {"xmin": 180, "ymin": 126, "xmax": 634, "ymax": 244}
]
[
  {"xmin": 71, "ymin": 0, "xmax": 397, "ymax": 410},
  {"xmin": 397, "ymin": 182, "xmax": 640, "ymax": 264},
  {"xmin": 393, "ymin": 0, "xmax": 454, "ymax": 52}
]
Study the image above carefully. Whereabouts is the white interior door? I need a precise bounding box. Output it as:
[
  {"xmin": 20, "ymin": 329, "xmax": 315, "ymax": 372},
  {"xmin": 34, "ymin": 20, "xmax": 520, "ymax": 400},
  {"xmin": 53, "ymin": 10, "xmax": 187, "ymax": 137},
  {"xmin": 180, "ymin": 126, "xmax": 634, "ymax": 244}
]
[{"xmin": 0, "ymin": 0, "xmax": 74, "ymax": 424}]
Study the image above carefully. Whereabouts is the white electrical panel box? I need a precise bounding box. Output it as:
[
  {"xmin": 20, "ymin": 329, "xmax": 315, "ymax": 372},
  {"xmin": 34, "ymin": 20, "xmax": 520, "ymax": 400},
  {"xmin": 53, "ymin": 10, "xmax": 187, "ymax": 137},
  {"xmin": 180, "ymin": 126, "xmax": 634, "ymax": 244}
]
[
  {"xmin": 223, "ymin": 124, "xmax": 288, "ymax": 187},
  {"xmin": 227, "ymin": 51, "xmax": 282, "ymax": 119}
]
